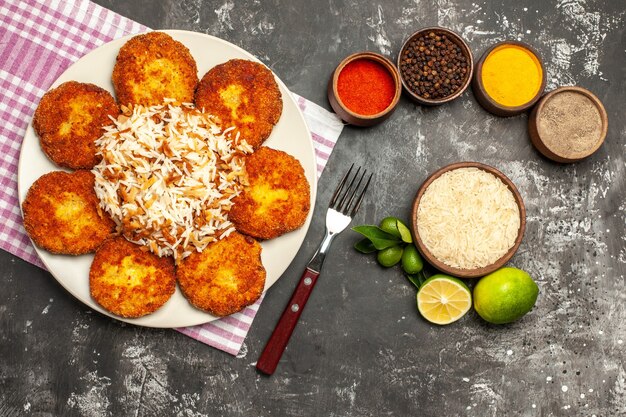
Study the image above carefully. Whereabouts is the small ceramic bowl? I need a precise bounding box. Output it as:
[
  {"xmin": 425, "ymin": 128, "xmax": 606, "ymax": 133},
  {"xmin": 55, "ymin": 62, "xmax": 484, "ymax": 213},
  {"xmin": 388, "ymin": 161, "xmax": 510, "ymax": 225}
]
[
  {"xmin": 397, "ymin": 27, "xmax": 473, "ymax": 106},
  {"xmin": 327, "ymin": 51, "xmax": 401, "ymax": 127},
  {"xmin": 411, "ymin": 162, "xmax": 526, "ymax": 278},
  {"xmin": 472, "ymin": 41, "xmax": 546, "ymax": 117},
  {"xmin": 528, "ymin": 86, "xmax": 608, "ymax": 163}
]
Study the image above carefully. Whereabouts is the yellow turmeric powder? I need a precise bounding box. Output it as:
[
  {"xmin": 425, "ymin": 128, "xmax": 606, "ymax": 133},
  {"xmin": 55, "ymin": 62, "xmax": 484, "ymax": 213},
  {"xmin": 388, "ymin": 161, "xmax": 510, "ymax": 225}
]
[{"xmin": 481, "ymin": 44, "xmax": 543, "ymax": 107}]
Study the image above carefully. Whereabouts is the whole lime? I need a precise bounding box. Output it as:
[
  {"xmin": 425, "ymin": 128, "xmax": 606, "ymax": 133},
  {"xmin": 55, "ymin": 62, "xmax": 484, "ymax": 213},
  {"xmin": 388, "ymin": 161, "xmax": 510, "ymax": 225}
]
[
  {"xmin": 473, "ymin": 267, "xmax": 539, "ymax": 324},
  {"xmin": 401, "ymin": 244, "xmax": 423, "ymax": 274},
  {"xmin": 377, "ymin": 246, "xmax": 404, "ymax": 267},
  {"xmin": 379, "ymin": 216, "xmax": 402, "ymax": 238},
  {"xmin": 380, "ymin": 216, "xmax": 413, "ymax": 243}
]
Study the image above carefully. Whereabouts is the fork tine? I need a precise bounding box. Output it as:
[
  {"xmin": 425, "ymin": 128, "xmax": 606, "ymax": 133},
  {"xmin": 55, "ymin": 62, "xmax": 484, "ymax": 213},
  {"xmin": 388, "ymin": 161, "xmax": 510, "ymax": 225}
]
[
  {"xmin": 329, "ymin": 164, "xmax": 353, "ymax": 208},
  {"xmin": 343, "ymin": 169, "xmax": 367, "ymax": 213},
  {"xmin": 349, "ymin": 172, "xmax": 372, "ymax": 217},
  {"xmin": 336, "ymin": 166, "xmax": 361, "ymax": 211},
  {"xmin": 330, "ymin": 165, "xmax": 372, "ymax": 216}
]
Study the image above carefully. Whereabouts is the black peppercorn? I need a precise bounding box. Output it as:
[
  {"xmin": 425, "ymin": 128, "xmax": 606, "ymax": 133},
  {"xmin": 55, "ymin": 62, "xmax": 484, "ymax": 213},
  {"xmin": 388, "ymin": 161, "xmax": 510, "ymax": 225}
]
[{"xmin": 399, "ymin": 30, "xmax": 470, "ymax": 100}]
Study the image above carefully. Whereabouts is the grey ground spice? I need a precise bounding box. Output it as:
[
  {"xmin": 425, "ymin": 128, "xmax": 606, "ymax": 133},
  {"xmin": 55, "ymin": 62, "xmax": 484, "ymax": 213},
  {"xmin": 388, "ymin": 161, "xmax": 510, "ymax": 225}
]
[{"xmin": 537, "ymin": 91, "xmax": 603, "ymax": 158}]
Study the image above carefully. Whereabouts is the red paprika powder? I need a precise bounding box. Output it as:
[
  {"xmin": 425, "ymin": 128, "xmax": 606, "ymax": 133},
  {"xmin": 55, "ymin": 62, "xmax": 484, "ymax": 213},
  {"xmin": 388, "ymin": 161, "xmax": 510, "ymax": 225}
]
[{"xmin": 337, "ymin": 58, "xmax": 395, "ymax": 116}]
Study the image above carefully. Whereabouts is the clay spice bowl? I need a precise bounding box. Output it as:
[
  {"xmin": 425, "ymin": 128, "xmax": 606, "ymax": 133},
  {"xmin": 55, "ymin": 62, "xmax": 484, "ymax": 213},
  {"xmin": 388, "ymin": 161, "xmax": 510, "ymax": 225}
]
[
  {"xmin": 397, "ymin": 27, "xmax": 473, "ymax": 106},
  {"xmin": 528, "ymin": 86, "xmax": 608, "ymax": 163},
  {"xmin": 473, "ymin": 41, "xmax": 546, "ymax": 117},
  {"xmin": 328, "ymin": 51, "xmax": 402, "ymax": 127},
  {"xmin": 411, "ymin": 162, "xmax": 526, "ymax": 278}
]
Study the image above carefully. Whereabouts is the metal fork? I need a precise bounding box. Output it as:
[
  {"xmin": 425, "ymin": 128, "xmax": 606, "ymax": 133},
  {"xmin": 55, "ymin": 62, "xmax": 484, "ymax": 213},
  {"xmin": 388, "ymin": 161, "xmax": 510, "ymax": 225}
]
[{"xmin": 256, "ymin": 165, "xmax": 372, "ymax": 375}]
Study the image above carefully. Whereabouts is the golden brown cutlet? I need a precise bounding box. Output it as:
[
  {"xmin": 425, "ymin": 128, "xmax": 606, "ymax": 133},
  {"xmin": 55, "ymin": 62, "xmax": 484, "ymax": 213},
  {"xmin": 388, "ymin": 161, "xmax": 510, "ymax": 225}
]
[
  {"xmin": 229, "ymin": 147, "xmax": 310, "ymax": 240},
  {"xmin": 22, "ymin": 170, "xmax": 116, "ymax": 255},
  {"xmin": 32, "ymin": 81, "xmax": 119, "ymax": 169},
  {"xmin": 90, "ymin": 236, "xmax": 176, "ymax": 318},
  {"xmin": 194, "ymin": 59, "xmax": 282, "ymax": 149},
  {"xmin": 176, "ymin": 232, "xmax": 266, "ymax": 317},
  {"xmin": 112, "ymin": 31, "xmax": 199, "ymax": 106}
]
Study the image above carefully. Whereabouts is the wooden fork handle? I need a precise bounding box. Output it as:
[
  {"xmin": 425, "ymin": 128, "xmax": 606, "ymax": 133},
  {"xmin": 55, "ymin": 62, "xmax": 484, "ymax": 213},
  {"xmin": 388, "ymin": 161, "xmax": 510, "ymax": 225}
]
[{"xmin": 256, "ymin": 267, "xmax": 320, "ymax": 375}]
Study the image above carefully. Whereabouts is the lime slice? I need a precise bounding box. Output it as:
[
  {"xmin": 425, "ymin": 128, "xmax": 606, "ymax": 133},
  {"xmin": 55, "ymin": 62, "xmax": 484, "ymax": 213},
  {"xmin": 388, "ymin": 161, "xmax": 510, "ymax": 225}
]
[
  {"xmin": 396, "ymin": 220, "xmax": 413, "ymax": 243},
  {"xmin": 417, "ymin": 274, "xmax": 472, "ymax": 325}
]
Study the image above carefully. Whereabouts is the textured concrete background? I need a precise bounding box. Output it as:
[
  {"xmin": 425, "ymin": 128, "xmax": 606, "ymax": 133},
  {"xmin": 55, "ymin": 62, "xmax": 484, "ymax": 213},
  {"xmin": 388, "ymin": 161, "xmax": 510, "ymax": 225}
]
[{"xmin": 1, "ymin": 0, "xmax": 625, "ymax": 416}]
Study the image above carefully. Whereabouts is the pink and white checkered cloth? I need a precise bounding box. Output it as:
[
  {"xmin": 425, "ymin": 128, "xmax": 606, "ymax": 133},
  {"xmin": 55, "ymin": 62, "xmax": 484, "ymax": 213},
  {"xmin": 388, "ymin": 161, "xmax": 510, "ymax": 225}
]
[{"xmin": 0, "ymin": 0, "xmax": 344, "ymax": 355}]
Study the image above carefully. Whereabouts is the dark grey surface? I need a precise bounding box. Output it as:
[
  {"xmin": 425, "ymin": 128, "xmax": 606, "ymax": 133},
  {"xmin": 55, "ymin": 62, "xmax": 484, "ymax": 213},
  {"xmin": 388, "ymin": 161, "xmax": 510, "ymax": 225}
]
[{"xmin": 2, "ymin": 1, "xmax": 625, "ymax": 416}]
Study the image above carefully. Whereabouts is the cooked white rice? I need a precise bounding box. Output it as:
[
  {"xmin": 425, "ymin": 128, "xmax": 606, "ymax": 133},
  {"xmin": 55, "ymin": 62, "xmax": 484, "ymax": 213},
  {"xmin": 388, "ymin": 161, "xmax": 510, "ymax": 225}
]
[{"xmin": 92, "ymin": 100, "xmax": 252, "ymax": 260}]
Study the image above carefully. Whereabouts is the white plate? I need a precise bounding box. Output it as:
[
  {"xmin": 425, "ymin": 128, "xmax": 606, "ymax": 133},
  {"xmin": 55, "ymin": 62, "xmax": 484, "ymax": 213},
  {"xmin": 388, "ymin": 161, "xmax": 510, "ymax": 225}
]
[{"xmin": 17, "ymin": 30, "xmax": 317, "ymax": 328}]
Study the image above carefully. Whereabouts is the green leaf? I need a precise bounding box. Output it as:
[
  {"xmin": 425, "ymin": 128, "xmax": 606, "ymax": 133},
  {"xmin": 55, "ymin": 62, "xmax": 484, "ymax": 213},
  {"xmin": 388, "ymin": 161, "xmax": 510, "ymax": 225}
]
[
  {"xmin": 352, "ymin": 225, "xmax": 403, "ymax": 250},
  {"xmin": 406, "ymin": 270, "xmax": 428, "ymax": 290},
  {"xmin": 396, "ymin": 219, "xmax": 413, "ymax": 243},
  {"xmin": 354, "ymin": 238, "xmax": 377, "ymax": 253},
  {"xmin": 406, "ymin": 273, "xmax": 422, "ymax": 289}
]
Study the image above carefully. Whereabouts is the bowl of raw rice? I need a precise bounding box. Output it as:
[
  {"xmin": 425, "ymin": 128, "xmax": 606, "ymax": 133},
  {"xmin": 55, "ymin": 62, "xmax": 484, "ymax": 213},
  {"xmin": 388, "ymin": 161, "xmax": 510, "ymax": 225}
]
[{"xmin": 411, "ymin": 162, "xmax": 526, "ymax": 278}]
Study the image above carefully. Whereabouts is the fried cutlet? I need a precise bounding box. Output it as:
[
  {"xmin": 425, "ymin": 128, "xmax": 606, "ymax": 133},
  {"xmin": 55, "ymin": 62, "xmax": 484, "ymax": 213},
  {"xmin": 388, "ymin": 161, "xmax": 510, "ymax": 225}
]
[
  {"xmin": 112, "ymin": 31, "xmax": 198, "ymax": 106},
  {"xmin": 176, "ymin": 232, "xmax": 266, "ymax": 317},
  {"xmin": 32, "ymin": 81, "xmax": 119, "ymax": 169},
  {"xmin": 90, "ymin": 236, "xmax": 176, "ymax": 318},
  {"xmin": 229, "ymin": 147, "xmax": 310, "ymax": 240},
  {"xmin": 194, "ymin": 59, "xmax": 282, "ymax": 149},
  {"xmin": 22, "ymin": 170, "xmax": 116, "ymax": 255}
]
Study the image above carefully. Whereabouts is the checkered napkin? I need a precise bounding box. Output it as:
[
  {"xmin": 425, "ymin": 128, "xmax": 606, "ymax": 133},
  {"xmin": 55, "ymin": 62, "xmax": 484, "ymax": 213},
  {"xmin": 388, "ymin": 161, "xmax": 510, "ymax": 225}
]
[{"xmin": 0, "ymin": 0, "xmax": 344, "ymax": 355}]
